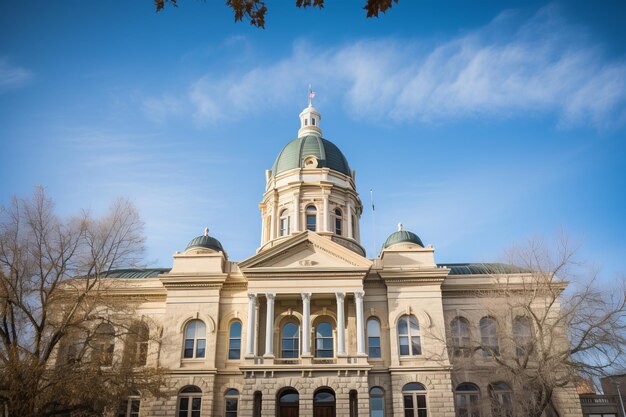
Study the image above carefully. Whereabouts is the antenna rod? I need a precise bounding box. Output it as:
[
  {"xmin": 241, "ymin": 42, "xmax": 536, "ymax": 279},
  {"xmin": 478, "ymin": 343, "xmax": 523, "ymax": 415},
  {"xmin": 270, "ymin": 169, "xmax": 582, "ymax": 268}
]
[{"xmin": 370, "ymin": 189, "xmax": 376, "ymax": 256}]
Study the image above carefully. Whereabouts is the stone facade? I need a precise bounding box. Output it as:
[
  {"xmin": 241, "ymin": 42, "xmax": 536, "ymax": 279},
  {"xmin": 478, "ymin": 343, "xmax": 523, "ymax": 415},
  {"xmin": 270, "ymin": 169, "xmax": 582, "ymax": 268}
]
[{"xmin": 107, "ymin": 103, "xmax": 583, "ymax": 417}]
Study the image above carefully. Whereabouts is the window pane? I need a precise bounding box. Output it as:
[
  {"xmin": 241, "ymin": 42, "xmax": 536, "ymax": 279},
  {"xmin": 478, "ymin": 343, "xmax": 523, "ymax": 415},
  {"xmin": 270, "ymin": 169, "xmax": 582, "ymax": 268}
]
[
  {"xmin": 404, "ymin": 395, "xmax": 414, "ymax": 409},
  {"xmin": 416, "ymin": 395, "xmax": 426, "ymax": 408},
  {"xmin": 195, "ymin": 321, "xmax": 206, "ymax": 337},
  {"xmin": 418, "ymin": 410, "xmax": 427, "ymax": 417},
  {"xmin": 283, "ymin": 323, "xmax": 298, "ymax": 338},
  {"xmin": 184, "ymin": 340, "xmax": 194, "ymax": 358},
  {"xmin": 411, "ymin": 337, "xmax": 421, "ymax": 355},
  {"xmin": 131, "ymin": 400, "xmax": 140, "ymax": 412},
  {"xmin": 371, "ymin": 397, "xmax": 384, "ymax": 417},
  {"xmin": 229, "ymin": 349, "xmax": 240, "ymax": 360},
  {"xmin": 196, "ymin": 339, "xmax": 206, "ymax": 358},
  {"xmin": 192, "ymin": 397, "xmax": 202, "ymax": 411},
  {"xmin": 368, "ymin": 319, "xmax": 381, "ymax": 336},
  {"xmin": 179, "ymin": 397, "xmax": 189, "ymax": 412},
  {"xmin": 230, "ymin": 339, "xmax": 241, "ymax": 349},
  {"xmin": 226, "ymin": 398, "xmax": 238, "ymax": 411},
  {"xmin": 398, "ymin": 317, "xmax": 408, "ymax": 335},
  {"xmin": 230, "ymin": 322, "xmax": 242, "ymax": 337},
  {"xmin": 409, "ymin": 316, "xmax": 420, "ymax": 335},
  {"xmin": 185, "ymin": 321, "xmax": 196, "ymax": 338},
  {"xmin": 399, "ymin": 336, "xmax": 409, "ymax": 356},
  {"xmin": 369, "ymin": 346, "xmax": 381, "ymax": 358},
  {"xmin": 317, "ymin": 323, "xmax": 332, "ymax": 337}
]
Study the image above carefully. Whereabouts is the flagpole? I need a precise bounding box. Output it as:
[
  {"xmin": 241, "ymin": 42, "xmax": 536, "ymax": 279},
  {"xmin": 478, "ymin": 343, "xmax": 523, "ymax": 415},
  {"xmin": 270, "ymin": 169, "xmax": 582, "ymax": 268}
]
[{"xmin": 370, "ymin": 189, "xmax": 376, "ymax": 257}]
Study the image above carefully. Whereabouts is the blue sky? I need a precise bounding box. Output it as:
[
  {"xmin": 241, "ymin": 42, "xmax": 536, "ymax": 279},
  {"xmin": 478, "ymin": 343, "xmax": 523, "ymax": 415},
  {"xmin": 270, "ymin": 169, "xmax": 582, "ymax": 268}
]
[{"xmin": 1, "ymin": 1, "xmax": 625, "ymax": 282}]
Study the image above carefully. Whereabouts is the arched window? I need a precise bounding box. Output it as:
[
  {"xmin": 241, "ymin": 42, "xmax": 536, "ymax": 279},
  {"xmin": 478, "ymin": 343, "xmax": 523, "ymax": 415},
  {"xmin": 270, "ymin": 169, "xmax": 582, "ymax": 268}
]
[
  {"xmin": 489, "ymin": 382, "xmax": 513, "ymax": 417},
  {"xmin": 279, "ymin": 209, "xmax": 289, "ymax": 237},
  {"xmin": 479, "ymin": 317, "xmax": 499, "ymax": 357},
  {"xmin": 334, "ymin": 208, "xmax": 343, "ymax": 235},
  {"xmin": 306, "ymin": 205, "xmax": 317, "ymax": 232},
  {"xmin": 93, "ymin": 323, "xmax": 115, "ymax": 366},
  {"xmin": 281, "ymin": 322, "xmax": 300, "ymax": 358},
  {"xmin": 178, "ymin": 386, "xmax": 202, "ymax": 417},
  {"xmin": 253, "ymin": 392, "xmax": 262, "ymax": 417},
  {"xmin": 278, "ymin": 389, "xmax": 299, "ymax": 416},
  {"xmin": 349, "ymin": 390, "xmax": 358, "ymax": 417},
  {"xmin": 315, "ymin": 322, "xmax": 333, "ymax": 358},
  {"xmin": 450, "ymin": 317, "xmax": 471, "ymax": 358},
  {"xmin": 225, "ymin": 389, "xmax": 239, "ymax": 417},
  {"xmin": 183, "ymin": 319, "xmax": 206, "ymax": 359},
  {"xmin": 228, "ymin": 321, "xmax": 242, "ymax": 360},
  {"xmin": 124, "ymin": 322, "xmax": 149, "ymax": 366},
  {"xmin": 398, "ymin": 315, "xmax": 421, "ymax": 356},
  {"xmin": 117, "ymin": 393, "xmax": 140, "ymax": 417},
  {"xmin": 314, "ymin": 388, "xmax": 336, "ymax": 416},
  {"xmin": 402, "ymin": 383, "xmax": 427, "ymax": 417},
  {"xmin": 513, "ymin": 316, "xmax": 533, "ymax": 357},
  {"xmin": 455, "ymin": 383, "xmax": 481, "ymax": 417},
  {"xmin": 370, "ymin": 387, "xmax": 385, "ymax": 417},
  {"xmin": 312, "ymin": 117, "xmax": 316, "ymax": 126},
  {"xmin": 367, "ymin": 318, "xmax": 381, "ymax": 358}
]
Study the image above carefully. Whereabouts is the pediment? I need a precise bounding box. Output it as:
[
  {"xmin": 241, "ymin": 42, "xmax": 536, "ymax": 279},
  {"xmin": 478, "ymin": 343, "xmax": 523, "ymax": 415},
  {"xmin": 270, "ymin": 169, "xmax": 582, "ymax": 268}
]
[{"xmin": 239, "ymin": 231, "xmax": 372, "ymax": 271}]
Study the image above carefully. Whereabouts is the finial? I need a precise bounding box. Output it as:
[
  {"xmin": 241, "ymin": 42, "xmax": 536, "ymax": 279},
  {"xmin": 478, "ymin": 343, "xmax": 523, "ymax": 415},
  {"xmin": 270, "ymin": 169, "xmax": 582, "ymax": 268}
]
[
  {"xmin": 308, "ymin": 84, "xmax": 315, "ymax": 107},
  {"xmin": 204, "ymin": 227, "xmax": 209, "ymax": 236},
  {"xmin": 398, "ymin": 223, "xmax": 403, "ymax": 232}
]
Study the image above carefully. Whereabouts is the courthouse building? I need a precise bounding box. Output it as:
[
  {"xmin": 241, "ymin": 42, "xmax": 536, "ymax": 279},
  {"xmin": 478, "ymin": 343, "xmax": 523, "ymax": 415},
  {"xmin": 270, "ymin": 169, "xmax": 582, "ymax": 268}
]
[{"xmin": 109, "ymin": 102, "xmax": 583, "ymax": 417}]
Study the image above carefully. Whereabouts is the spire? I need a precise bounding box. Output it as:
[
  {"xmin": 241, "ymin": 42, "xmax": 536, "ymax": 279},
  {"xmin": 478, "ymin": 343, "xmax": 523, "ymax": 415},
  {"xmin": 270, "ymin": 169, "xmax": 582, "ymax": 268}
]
[{"xmin": 298, "ymin": 86, "xmax": 322, "ymax": 138}]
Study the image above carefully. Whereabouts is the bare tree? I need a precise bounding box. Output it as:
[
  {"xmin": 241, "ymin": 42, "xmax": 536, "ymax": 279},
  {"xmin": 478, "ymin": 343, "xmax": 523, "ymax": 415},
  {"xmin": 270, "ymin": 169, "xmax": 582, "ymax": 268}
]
[
  {"xmin": 0, "ymin": 187, "xmax": 167, "ymax": 417},
  {"xmin": 444, "ymin": 237, "xmax": 626, "ymax": 417}
]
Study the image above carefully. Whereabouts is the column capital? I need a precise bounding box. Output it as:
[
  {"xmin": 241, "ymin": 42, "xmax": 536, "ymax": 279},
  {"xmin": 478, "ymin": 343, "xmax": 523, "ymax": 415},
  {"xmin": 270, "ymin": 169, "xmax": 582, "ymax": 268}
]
[
  {"xmin": 335, "ymin": 292, "xmax": 346, "ymax": 301},
  {"xmin": 354, "ymin": 291, "xmax": 364, "ymax": 300},
  {"xmin": 266, "ymin": 292, "xmax": 276, "ymax": 300},
  {"xmin": 247, "ymin": 293, "xmax": 257, "ymax": 300},
  {"xmin": 301, "ymin": 292, "xmax": 312, "ymax": 301}
]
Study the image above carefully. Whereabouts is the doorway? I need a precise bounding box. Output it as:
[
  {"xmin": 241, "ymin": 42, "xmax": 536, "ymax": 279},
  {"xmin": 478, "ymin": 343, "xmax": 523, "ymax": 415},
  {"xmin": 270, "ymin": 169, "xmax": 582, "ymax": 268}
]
[
  {"xmin": 278, "ymin": 388, "xmax": 299, "ymax": 417},
  {"xmin": 313, "ymin": 388, "xmax": 336, "ymax": 417}
]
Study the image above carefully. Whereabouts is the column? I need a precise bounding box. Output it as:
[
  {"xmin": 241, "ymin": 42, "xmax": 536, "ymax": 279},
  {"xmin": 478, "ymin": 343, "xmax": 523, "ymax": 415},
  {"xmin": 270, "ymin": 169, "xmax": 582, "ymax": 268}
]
[
  {"xmin": 346, "ymin": 201, "xmax": 353, "ymax": 239},
  {"xmin": 269, "ymin": 206, "xmax": 276, "ymax": 240},
  {"xmin": 323, "ymin": 196, "xmax": 330, "ymax": 232},
  {"xmin": 246, "ymin": 293, "xmax": 257, "ymax": 357},
  {"xmin": 293, "ymin": 193, "xmax": 300, "ymax": 232},
  {"xmin": 264, "ymin": 293, "xmax": 276, "ymax": 357},
  {"xmin": 355, "ymin": 291, "xmax": 366, "ymax": 355},
  {"xmin": 301, "ymin": 293, "xmax": 311, "ymax": 356},
  {"xmin": 336, "ymin": 292, "xmax": 346, "ymax": 355}
]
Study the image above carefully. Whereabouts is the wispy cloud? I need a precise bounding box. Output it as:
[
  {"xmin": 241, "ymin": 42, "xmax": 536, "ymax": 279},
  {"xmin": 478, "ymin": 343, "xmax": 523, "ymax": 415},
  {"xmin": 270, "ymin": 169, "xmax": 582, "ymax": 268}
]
[
  {"xmin": 0, "ymin": 58, "xmax": 33, "ymax": 93},
  {"xmin": 144, "ymin": 5, "xmax": 626, "ymax": 130}
]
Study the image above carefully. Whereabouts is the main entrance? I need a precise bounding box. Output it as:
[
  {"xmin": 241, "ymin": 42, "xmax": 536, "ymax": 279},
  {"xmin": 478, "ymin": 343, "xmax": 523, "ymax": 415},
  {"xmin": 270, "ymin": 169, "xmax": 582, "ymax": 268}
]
[
  {"xmin": 313, "ymin": 388, "xmax": 336, "ymax": 417},
  {"xmin": 278, "ymin": 389, "xmax": 299, "ymax": 417}
]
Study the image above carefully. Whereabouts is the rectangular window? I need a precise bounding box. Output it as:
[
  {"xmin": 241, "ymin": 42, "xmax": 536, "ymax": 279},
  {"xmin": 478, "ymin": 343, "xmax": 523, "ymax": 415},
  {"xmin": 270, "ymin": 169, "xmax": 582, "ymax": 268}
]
[
  {"xmin": 225, "ymin": 398, "xmax": 238, "ymax": 417},
  {"xmin": 306, "ymin": 215, "xmax": 316, "ymax": 231},
  {"xmin": 228, "ymin": 337, "xmax": 241, "ymax": 360},
  {"xmin": 368, "ymin": 337, "xmax": 381, "ymax": 358}
]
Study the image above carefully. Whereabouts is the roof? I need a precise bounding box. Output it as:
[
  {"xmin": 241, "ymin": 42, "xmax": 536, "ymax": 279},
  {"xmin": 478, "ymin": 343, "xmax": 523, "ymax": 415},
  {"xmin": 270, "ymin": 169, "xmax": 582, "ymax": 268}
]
[
  {"xmin": 271, "ymin": 135, "xmax": 351, "ymax": 177},
  {"xmin": 383, "ymin": 230, "xmax": 425, "ymax": 249},
  {"xmin": 438, "ymin": 263, "xmax": 530, "ymax": 275},
  {"xmin": 104, "ymin": 268, "xmax": 170, "ymax": 278},
  {"xmin": 186, "ymin": 234, "xmax": 224, "ymax": 252}
]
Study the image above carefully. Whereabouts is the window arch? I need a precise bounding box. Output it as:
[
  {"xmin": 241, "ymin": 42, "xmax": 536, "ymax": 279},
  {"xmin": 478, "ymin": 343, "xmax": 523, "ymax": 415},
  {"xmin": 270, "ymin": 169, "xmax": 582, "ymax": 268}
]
[
  {"xmin": 117, "ymin": 393, "xmax": 140, "ymax": 417},
  {"xmin": 402, "ymin": 383, "xmax": 427, "ymax": 417},
  {"xmin": 253, "ymin": 391, "xmax": 262, "ymax": 417},
  {"xmin": 367, "ymin": 318, "xmax": 381, "ymax": 358},
  {"xmin": 93, "ymin": 323, "xmax": 115, "ymax": 365},
  {"xmin": 512, "ymin": 316, "xmax": 533, "ymax": 357},
  {"xmin": 178, "ymin": 386, "xmax": 202, "ymax": 417},
  {"xmin": 455, "ymin": 383, "xmax": 481, "ymax": 417},
  {"xmin": 450, "ymin": 317, "xmax": 471, "ymax": 358},
  {"xmin": 398, "ymin": 315, "xmax": 421, "ymax": 356},
  {"xmin": 479, "ymin": 317, "xmax": 499, "ymax": 357},
  {"xmin": 334, "ymin": 208, "xmax": 343, "ymax": 235},
  {"xmin": 278, "ymin": 388, "xmax": 299, "ymax": 416},
  {"xmin": 306, "ymin": 205, "xmax": 317, "ymax": 232},
  {"xmin": 124, "ymin": 322, "xmax": 149, "ymax": 366},
  {"xmin": 183, "ymin": 319, "xmax": 206, "ymax": 359},
  {"xmin": 225, "ymin": 389, "xmax": 239, "ymax": 417},
  {"xmin": 489, "ymin": 382, "xmax": 513, "ymax": 417},
  {"xmin": 281, "ymin": 322, "xmax": 300, "ymax": 358},
  {"xmin": 314, "ymin": 388, "xmax": 336, "ymax": 416},
  {"xmin": 228, "ymin": 321, "xmax": 242, "ymax": 360},
  {"xmin": 369, "ymin": 387, "xmax": 385, "ymax": 417},
  {"xmin": 315, "ymin": 321, "xmax": 333, "ymax": 358},
  {"xmin": 279, "ymin": 209, "xmax": 289, "ymax": 237}
]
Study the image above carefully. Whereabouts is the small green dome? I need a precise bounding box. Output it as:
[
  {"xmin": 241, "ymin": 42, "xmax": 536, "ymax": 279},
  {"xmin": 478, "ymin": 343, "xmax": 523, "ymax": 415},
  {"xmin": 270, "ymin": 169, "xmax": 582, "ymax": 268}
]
[
  {"xmin": 186, "ymin": 233, "xmax": 224, "ymax": 253},
  {"xmin": 383, "ymin": 229, "xmax": 424, "ymax": 249},
  {"xmin": 272, "ymin": 135, "xmax": 351, "ymax": 177}
]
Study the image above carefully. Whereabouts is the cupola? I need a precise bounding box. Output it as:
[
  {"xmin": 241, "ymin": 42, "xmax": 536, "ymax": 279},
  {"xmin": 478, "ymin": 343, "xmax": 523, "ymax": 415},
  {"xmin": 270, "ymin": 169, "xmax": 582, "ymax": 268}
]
[
  {"xmin": 382, "ymin": 223, "xmax": 425, "ymax": 249},
  {"xmin": 185, "ymin": 227, "xmax": 225, "ymax": 254}
]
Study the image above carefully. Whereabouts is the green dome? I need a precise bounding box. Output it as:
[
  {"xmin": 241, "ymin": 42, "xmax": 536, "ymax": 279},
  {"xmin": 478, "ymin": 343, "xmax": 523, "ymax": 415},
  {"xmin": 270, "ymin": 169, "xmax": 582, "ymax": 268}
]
[
  {"xmin": 383, "ymin": 230, "xmax": 424, "ymax": 249},
  {"xmin": 272, "ymin": 135, "xmax": 351, "ymax": 177},
  {"xmin": 186, "ymin": 234, "xmax": 224, "ymax": 252}
]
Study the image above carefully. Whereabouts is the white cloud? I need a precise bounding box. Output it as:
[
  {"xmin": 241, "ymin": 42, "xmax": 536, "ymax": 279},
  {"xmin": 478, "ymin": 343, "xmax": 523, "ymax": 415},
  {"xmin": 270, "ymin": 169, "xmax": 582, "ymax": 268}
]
[
  {"xmin": 145, "ymin": 5, "xmax": 626, "ymax": 129},
  {"xmin": 0, "ymin": 58, "xmax": 33, "ymax": 93}
]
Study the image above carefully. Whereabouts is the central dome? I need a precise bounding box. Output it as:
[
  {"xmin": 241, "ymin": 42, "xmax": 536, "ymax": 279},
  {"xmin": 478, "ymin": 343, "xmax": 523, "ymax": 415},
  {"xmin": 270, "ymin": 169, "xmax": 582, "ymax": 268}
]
[{"xmin": 271, "ymin": 135, "xmax": 351, "ymax": 177}]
